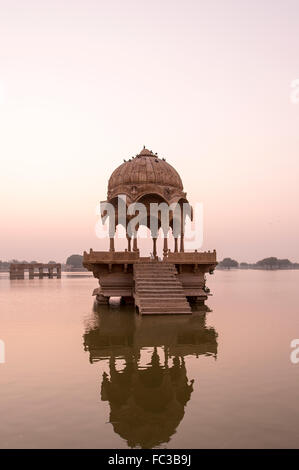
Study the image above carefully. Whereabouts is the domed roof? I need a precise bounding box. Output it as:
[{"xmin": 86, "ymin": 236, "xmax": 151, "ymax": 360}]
[{"xmin": 108, "ymin": 147, "xmax": 183, "ymax": 195}]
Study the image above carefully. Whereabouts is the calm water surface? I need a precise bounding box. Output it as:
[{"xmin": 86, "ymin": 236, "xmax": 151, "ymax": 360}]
[{"xmin": 0, "ymin": 270, "xmax": 299, "ymax": 448}]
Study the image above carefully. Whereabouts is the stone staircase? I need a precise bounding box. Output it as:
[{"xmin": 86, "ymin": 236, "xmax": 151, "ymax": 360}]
[{"xmin": 133, "ymin": 262, "xmax": 192, "ymax": 315}]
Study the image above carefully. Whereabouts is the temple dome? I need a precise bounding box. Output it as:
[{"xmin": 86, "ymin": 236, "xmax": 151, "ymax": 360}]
[{"xmin": 108, "ymin": 148, "xmax": 184, "ymax": 198}]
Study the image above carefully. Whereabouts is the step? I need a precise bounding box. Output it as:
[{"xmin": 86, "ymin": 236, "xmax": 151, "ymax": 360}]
[
  {"xmin": 135, "ymin": 294, "xmax": 186, "ymax": 299},
  {"xmin": 140, "ymin": 303, "xmax": 190, "ymax": 309},
  {"xmin": 141, "ymin": 312, "xmax": 191, "ymax": 316},
  {"xmin": 137, "ymin": 285, "xmax": 182, "ymax": 290},
  {"xmin": 135, "ymin": 296, "xmax": 186, "ymax": 300},
  {"xmin": 136, "ymin": 276, "xmax": 178, "ymax": 279},
  {"xmin": 135, "ymin": 271, "xmax": 177, "ymax": 274},
  {"xmin": 139, "ymin": 295, "xmax": 188, "ymax": 301},
  {"xmin": 136, "ymin": 283, "xmax": 182, "ymax": 287},
  {"xmin": 133, "ymin": 262, "xmax": 191, "ymax": 315},
  {"xmin": 136, "ymin": 278, "xmax": 178, "ymax": 281},
  {"xmin": 135, "ymin": 264, "xmax": 176, "ymax": 268},
  {"xmin": 134, "ymin": 266, "xmax": 176, "ymax": 269},
  {"xmin": 137, "ymin": 292, "xmax": 185, "ymax": 296},
  {"xmin": 135, "ymin": 290, "xmax": 184, "ymax": 294},
  {"xmin": 140, "ymin": 308, "xmax": 190, "ymax": 313},
  {"xmin": 139, "ymin": 303, "xmax": 189, "ymax": 311},
  {"xmin": 140, "ymin": 304, "xmax": 190, "ymax": 309},
  {"xmin": 140, "ymin": 307, "xmax": 191, "ymax": 314},
  {"xmin": 137, "ymin": 293, "xmax": 189, "ymax": 299},
  {"xmin": 136, "ymin": 280, "xmax": 178, "ymax": 282},
  {"xmin": 135, "ymin": 292, "xmax": 184, "ymax": 296},
  {"xmin": 136, "ymin": 284, "xmax": 182, "ymax": 288},
  {"xmin": 135, "ymin": 269, "xmax": 176, "ymax": 272},
  {"xmin": 135, "ymin": 267, "xmax": 176, "ymax": 270},
  {"xmin": 140, "ymin": 296, "xmax": 187, "ymax": 305},
  {"xmin": 135, "ymin": 264, "xmax": 174, "ymax": 267},
  {"xmin": 136, "ymin": 280, "xmax": 178, "ymax": 284},
  {"xmin": 134, "ymin": 267, "xmax": 177, "ymax": 272},
  {"xmin": 135, "ymin": 270, "xmax": 177, "ymax": 273}
]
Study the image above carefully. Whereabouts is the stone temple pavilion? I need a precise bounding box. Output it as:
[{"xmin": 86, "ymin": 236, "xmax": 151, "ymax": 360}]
[{"xmin": 83, "ymin": 147, "xmax": 217, "ymax": 314}]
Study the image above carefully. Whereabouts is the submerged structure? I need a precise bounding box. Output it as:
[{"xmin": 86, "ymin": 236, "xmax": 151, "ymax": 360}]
[
  {"xmin": 10, "ymin": 263, "xmax": 61, "ymax": 280},
  {"xmin": 83, "ymin": 147, "xmax": 217, "ymax": 314}
]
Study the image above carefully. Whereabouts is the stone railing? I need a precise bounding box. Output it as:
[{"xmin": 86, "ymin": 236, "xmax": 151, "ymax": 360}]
[
  {"xmin": 83, "ymin": 250, "xmax": 140, "ymax": 264},
  {"xmin": 165, "ymin": 250, "xmax": 217, "ymax": 264},
  {"xmin": 83, "ymin": 249, "xmax": 217, "ymax": 265}
]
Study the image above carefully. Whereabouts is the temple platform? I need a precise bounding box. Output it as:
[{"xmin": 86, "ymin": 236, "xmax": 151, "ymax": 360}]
[{"xmin": 83, "ymin": 250, "xmax": 217, "ymax": 314}]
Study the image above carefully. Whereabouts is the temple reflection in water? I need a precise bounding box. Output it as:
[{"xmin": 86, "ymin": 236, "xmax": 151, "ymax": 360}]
[{"xmin": 83, "ymin": 304, "xmax": 218, "ymax": 448}]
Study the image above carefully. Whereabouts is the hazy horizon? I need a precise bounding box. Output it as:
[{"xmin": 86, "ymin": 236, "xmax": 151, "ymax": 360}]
[{"xmin": 1, "ymin": 0, "xmax": 299, "ymax": 263}]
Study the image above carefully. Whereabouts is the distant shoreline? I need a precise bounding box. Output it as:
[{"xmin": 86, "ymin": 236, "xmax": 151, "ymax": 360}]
[
  {"xmin": 216, "ymin": 266, "xmax": 299, "ymax": 271},
  {"xmin": 1, "ymin": 267, "xmax": 299, "ymax": 273},
  {"xmin": 1, "ymin": 255, "xmax": 299, "ymax": 273},
  {"xmin": 0, "ymin": 268, "xmax": 88, "ymax": 273}
]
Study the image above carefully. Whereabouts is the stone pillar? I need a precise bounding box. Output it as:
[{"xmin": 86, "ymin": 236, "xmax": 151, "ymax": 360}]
[
  {"xmin": 174, "ymin": 238, "xmax": 178, "ymax": 253},
  {"xmin": 163, "ymin": 236, "xmax": 168, "ymax": 257},
  {"xmin": 109, "ymin": 236, "xmax": 115, "ymax": 252},
  {"xmin": 152, "ymin": 237, "xmax": 157, "ymax": 258},
  {"xmin": 49, "ymin": 267, "xmax": 53, "ymax": 278},
  {"xmin": 17, "ymin": 267, "xmax": 24, "ymax": 279},
  {"xmin": 133, "ymin": 235, "xmax": 138, "ymax": 252},
  {"xmin": 180, "ymin": 208, "xmax": 184, "ymax": 253},
  {"xmin": 39, "ymin": 267, "xmax": 43, "ymax": 279},
  {"xmin": 127, "ymin": 235, "xmax": 131, "ymax": 252},
  {"xmin": 57, "ymin": 265, "xmax": 61, "ymax": 278},
  {"xmin": 180, "ymin": 232, "xmax": 184, "ymax": 252},
  {"xmin": 10, "ymin": 266, "xmax": 16, "ymax": 280},
  {"xmin": 29, "ymin": 266, "xmax": 34, "ymax": 279},
  {"xmin": 132, "ymin": 224, "xmax": 138, "ymax": 252},
  {"xmin": 180, "ymin": 205, "xmax": 185, "ymax": 252}
]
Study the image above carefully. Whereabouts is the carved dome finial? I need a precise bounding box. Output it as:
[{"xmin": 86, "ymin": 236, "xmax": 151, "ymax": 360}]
[{"xmin": 137, "ymin": 147, "xmax": 155, "ymax": 158}]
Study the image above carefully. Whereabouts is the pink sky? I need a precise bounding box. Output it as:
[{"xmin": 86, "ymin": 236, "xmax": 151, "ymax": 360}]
[{"xmin": 0, "ymin": 0, "xmax": 299, "ymax": 263}]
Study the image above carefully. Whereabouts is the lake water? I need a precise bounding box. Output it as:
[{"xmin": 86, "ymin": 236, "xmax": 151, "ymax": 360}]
[{"xmin": 0, "ymin": 270, "xmax": 299, "ymax": 449}]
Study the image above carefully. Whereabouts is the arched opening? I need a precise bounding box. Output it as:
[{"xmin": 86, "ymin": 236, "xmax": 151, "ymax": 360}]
[
  {"xmin": 131, "ymin": 193, "xmax": 170, "ymax": 258},
  {"xmin": 175, "ymin": 198, "xmax": 192, "ymax": 253},
  {"xmin": 105, "ymin": 192, "xmax": 192, "ymax": 256}
]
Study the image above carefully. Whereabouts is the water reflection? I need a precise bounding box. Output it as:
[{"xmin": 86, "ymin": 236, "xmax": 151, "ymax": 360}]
[{"xmin": 83, "ymin": 305, "xmax": 218, "ymax": 448}]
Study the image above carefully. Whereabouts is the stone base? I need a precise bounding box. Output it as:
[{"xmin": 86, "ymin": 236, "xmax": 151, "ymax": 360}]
[
  {"xmin": 187, "ymin": 296, "xmax": 205, "ymax": 305},
  {"xmin": 93, "ymin": 287, "xmax": 109, "ymax": 304},
  {"xmin": 121, "ymin": 296, "xmax": 135, "ymax": 305},
  {"xmin": 86, "ymin": 256, "xmax": 217, "ymax": 315},
  {"xmin": 191, "ymin": 303, "xmax": 211, "ymax": 313},
  {"xmin": 96, "ymin": 294, "xmax": 109, "ymax": 304}
]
